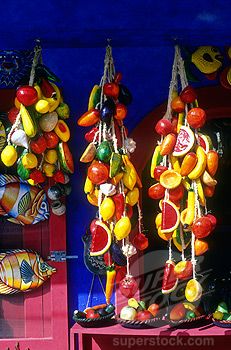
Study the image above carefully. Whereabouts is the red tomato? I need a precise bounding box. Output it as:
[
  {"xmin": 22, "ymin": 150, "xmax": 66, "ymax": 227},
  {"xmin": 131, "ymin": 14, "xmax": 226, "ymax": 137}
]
[
  {"xmin": 44, "ymin": 131, "xmax": 59, "ymax": 149},
  {"xmin": 85, "ymin": 309, "xmax": 100, "ymax": 319},
  {"xmin": 155, "ymin": 119, "xmax": 173, "ymax": 136},
  {"xmin": 30, "ymin": 135, "xmax": 47, "ymax": 154},
  {"xmin": 148, "ymin": 183, "xmax": 165, "ymax": 200},
  {"xmin": 187, "ymin": 108, "xmax": 206, "ymax": 129},
  {"xmin": 153, "ymin": 165, "xmax": 168, "ymax": 180}
]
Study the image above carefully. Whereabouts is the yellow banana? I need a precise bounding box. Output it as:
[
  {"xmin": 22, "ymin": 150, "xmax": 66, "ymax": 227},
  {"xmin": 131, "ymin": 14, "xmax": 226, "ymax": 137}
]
[
  {"xmin": 202, "ymin": 170, "xmax": 217, "ymax": 187},
  {"xmin": 184, "ymin": 189, "xmax": 196, "ymax": 227},
  {"xmin": 43, "ymin": 83, "xmax": 61, "ymax": 112},
  {"xmin": 20, "ymin": 104, "xmax": 37, "ymax": 138},
  {"xmin": 122, "ymin": 154, "xmax": 142, "ymax": 188},
  {"xmin": 177, "ymin": 112, "xmax": 184, "ymax": 133},
  {"xmin": 34, "ymin": 84, "xmax": 42, "ymax": 99},
  {"xmin": 111, "ymin": 172, "xmax": 123, "ymax": 185},
  {"xmin": 84, "ymin": 176, "xmax": 94, "ymax": 194},
  {"xmin": 195, "ymin": 178, "xmax": 205, "ymax": 206},
  {"xmin": 182, "ymin": 178, "xmax": 191, "ymax": 191},
  {"xmin": 150, "ymin": 145, "xmax": 162, "ymax": 178},
  {"xmin": 170, "ymin": 155, "xmax": 181, "ymax": 173},
  {"xmin": 188, "ymin": 146, "xmax": 206, "ymax": 180},
  {"xmin": 87, "ymin": 189, "xmax": 99, "ymax": 206}
]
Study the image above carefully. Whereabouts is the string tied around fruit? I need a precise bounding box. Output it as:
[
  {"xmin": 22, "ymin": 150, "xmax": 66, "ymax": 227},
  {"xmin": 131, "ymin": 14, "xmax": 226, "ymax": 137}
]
[{"xmin": 6, "ymin": 42, "xmax": 42, "ymax": 149}]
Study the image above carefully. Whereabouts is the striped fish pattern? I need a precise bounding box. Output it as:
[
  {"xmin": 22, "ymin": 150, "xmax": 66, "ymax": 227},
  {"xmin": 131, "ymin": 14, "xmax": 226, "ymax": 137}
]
[
  {"xmin": 0, "ymin": 174, "xmax": 49, "ymax": 225},
  {"xmin": 0, "ymin": 249, "xmax": 56, "ymax": 294}
]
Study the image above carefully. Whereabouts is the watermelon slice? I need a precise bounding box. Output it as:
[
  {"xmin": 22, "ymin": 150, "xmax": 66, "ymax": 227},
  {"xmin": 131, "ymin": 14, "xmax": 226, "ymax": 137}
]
[
  {"xmin": 162, "ymin": 260, "xmax": 178, "ymax": 294},
  {"xmin": 90, "ymin": 220, "xmax": 112, "ymax": 256},
  {"xmin": 161, "ymin": 200, "xmax": 180, "ymax": 233},
  {"xmin": 173, "ymin": 126, "xmax": 195, "ymax": 157},
  {"xmin": 198, "ymin": 133, "xmax": 212, "ymax": 153}
]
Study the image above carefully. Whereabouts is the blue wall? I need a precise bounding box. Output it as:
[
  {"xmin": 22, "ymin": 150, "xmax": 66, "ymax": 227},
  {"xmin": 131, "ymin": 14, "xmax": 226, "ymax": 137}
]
[{"xmin": 42, "ymin": 46, "xmax": 175, "ymax": 323}]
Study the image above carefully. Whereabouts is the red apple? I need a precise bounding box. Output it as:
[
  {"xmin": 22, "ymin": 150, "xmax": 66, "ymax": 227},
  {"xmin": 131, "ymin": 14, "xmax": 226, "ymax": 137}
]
[
  {"xmin": 16, "ymin": 85, "xmax": 38, "ymax": 106},
  {"xmin": 103, "ymin": 82, "xmax": 119, "ymax": 98},
  {"xmin": 133, "ymin": 233, "xmax": 149, "ymax": 250},
  {"xmin": 153, "ymin": 165, "xmax": 168, "ymax": 180},
  {"xmin": 169, "ymin": 184, "xmax": 184, "ymax": 202},
  {"xmin": 148, "ymin": 183, "xmax": 165, "ymax": 200},
  {"xmin": 205, "ymin": 213, "xmax": 217, "ymax": 230},
  {"xmin": 136, "ymin": 310, "xmax": 153, "ymax": 321},
  {"xmin": 180, "ymin": 86, "xmax": 197, "ymax": 103},
  {"xmin": 155, "ymin": 119, "xmax": 173, "ymax": 136},
  {"xmin": 192, "ymin": 217, "xmax": 213, "ymax": 238}
]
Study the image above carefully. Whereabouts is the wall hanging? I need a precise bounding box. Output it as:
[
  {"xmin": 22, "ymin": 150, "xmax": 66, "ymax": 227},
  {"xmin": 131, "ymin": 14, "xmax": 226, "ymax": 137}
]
[
  {"xmin": 0, "ymin": 42, "xmax": 74, "ymax": 223},
  {"xmin": 74, "ymin": 44, "xmax": 149, "ymax": 326},
  {"xmin": 149, "ymin": 45, "xmax": 219, "ymax": 325},
  {"xmin": 0, "ymin": 248, "xmax": 55, "ymax": 295}
]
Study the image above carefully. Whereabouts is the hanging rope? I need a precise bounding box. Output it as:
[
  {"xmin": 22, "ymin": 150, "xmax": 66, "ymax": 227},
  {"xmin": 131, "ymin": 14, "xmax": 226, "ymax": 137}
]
[
  {"xmin": 137, "ymin": 202, "xmax": 143, "ymax": 233},
  {"xmin": 168, "ymin": 239, "xmax": 173, "ymax": 261},
  {"xmin": 86, "ymin": 274, "xmax": 95, "ymax": 309},
  {"xmin": 29, "ymin": 42, "xmax": 42, "ymax": 87},
  {"xmin": 163, "ymin": 46, "xmax": 179, "ymax": 120}
]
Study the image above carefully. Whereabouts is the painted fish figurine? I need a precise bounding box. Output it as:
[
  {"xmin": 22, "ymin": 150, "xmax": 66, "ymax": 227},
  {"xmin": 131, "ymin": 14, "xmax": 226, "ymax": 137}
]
[
  {"xmin": 0, "ymin": 174, "xmax": 49, "ymax": 225},
  {"xmin": 191, "ymin": 46, "xmax": 223, "ymax": 74},
  {"xmin": 0, "ymin": 249, "xmax": 56, "ymax": 294}
]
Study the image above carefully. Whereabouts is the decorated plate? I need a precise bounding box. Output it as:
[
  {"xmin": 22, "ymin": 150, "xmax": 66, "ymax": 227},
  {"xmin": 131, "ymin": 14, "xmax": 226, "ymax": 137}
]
[
  {"xmin": 116, "ymin": 316, "xmax": 166, "ymax": 329},
  {"xmin": 73, "ymin": 311, "xmax": 115, "ymax": 328},
  {"xmin": 220, "ymin": 67, "xmax": 231, "ymax": 90},
  {"xmin": 212, "ymin": 318, "xmax": 231, "ymax": 328},
  {"xmin": 0, "ymin": 120, "xmax": 6, "ymax": 152},
  {"xmin": 167, "ymin": 315, "xmax": 207, "ymax": 328}
]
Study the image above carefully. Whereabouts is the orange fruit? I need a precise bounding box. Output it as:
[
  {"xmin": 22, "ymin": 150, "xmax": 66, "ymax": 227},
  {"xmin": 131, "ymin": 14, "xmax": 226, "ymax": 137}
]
[
  {"xmin": 185, "ymin": 279, "xmax": 202, "ymax": 302},
  {"xmin": 195, "ymin": 239, "xmax": 208, "ymax": 256},
  {"xmin": 160, "ymin": 170, "xmax": 182, "ymax": 189}
]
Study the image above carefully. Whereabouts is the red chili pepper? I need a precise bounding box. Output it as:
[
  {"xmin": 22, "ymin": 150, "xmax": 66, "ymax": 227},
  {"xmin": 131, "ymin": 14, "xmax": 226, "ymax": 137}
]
[{"xmin": 112, "ymin": 193, "xmax": 125, "ymax": 221}]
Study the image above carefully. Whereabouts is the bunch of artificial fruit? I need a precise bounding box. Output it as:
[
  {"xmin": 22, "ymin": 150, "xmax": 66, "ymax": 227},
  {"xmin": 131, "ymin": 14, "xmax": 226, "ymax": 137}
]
[
  {"xmin": 169, "ymin": 302, "xmax": 203, "ymax": 322},
  {"xmin": 119, "ymin": 298, "xmax": 159, "ymax": 321},
  {"xmin": 73, "ymin": 303, "xmax": 115, "ymax": 320},
  {"xmin": 0, "ymin": 63, "xmax": 74, "ymax": 215},
  {"xmin": 150, "ymin": 46, "xmax": 219, "ymax": 306},
  {"xmin": 213, "ymin": 302, "xmax": 231, "ymax": 322},
  {"xmin": 77, "ymin": 45, "xmax": 149, "ymax": 309}
]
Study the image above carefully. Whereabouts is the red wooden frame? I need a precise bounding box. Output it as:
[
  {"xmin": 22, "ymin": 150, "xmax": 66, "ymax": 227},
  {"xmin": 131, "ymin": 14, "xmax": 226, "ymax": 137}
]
[{"xmin": 0, "ymin": 90, "xmax": 69, "ymax": 349}]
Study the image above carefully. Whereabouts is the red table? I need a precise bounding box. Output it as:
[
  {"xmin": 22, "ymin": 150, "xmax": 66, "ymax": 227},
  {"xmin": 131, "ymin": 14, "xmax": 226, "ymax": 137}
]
[{"xmin": 70, "ymin": 322, "xmax": 231, "ymax": 350}]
